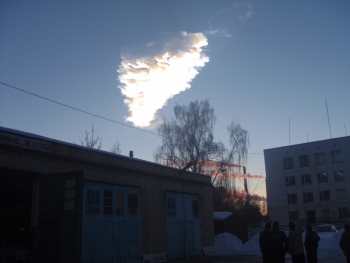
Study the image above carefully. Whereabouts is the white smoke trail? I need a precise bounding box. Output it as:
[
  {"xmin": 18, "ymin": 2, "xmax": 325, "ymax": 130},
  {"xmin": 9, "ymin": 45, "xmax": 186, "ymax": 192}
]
[{"xmin": 117, "ymin": 31, "xmax": 209, "ymax": 127}]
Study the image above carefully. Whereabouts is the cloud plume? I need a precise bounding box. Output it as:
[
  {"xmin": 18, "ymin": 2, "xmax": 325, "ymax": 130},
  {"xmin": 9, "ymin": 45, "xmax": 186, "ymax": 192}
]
[
  {"xmin": 118, "ymin": 31, "xmax": 209, "ymax": 127},
  {"xmin": 205, "ymin": 3, "xmax": 253, "ymax": 38}
]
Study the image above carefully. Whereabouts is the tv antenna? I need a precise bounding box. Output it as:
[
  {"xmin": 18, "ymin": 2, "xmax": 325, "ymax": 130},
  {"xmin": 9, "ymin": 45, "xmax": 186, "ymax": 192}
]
[
  {"xmin": 345, "ymin": 123, "xmax": 348, "ymax": 136},
  {"xmin": 289, "ymin": 118, "xmax": 290, "ymax": 145},
  {"xmin": 326, "ymin": 99, "xmax": 332, "ymax": 139}
]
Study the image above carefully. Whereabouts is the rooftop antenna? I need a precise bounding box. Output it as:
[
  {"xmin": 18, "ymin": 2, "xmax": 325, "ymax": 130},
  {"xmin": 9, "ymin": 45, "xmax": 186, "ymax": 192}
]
[
  {"xmin": 345, "ymin": 124, "xmax": 348, "ymax": 136},
  {"xmin": 307, "ymin": 133, "xmax": 308, "ymax": 142},
  {"xmin": 289, "ymin": 118, "xmax": 290, "ymax": 145},
  {"xmin": 326, "ymin": 99, "xmax": 332, "ymax": 139}
]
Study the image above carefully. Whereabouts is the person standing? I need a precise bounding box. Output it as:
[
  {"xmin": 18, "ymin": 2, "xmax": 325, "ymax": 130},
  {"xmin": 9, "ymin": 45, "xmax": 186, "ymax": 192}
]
[
  {"xmin": 268, "ymin": 221, "xmax": 289, "ymax": 263},
  {"xmin": 304, "ymin": 223, "xmax": 320, "ymax": 263},
  {"xmin": 288, "ymin": 221, "xmax": 306, "ymax": 263},
  {"xmin": 339, "ymin": 223, "xmax": 350, "ymax": 263},
  {"xmin": 260, "ymin": 222, "xmax": 271, "ymax": 263}
]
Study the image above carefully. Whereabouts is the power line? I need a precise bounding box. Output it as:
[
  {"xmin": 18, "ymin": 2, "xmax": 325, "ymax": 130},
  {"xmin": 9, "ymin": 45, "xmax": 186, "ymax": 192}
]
[
  {"xmin": 0, "ymin": 81, "xmax": 265, "ymax": 156},
  {"xmin": 0, "ymin": 81, "xmax": 159, "ymax": 136},
  {"xmin": 248, "ymin": 151, "xmax": 263, "ymax": 156}
]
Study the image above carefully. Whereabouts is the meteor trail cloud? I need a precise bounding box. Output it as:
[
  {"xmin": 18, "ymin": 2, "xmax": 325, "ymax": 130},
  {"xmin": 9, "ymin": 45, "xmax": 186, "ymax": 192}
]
[{"xmin": 118, "ymin": 31, "xmax": 209, "ymax": 127}]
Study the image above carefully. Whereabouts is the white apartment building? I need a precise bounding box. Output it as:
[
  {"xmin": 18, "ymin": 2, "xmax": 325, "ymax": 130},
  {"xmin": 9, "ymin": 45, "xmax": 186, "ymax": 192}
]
[{"xmin": 264, "ymin": 136, "xmax": 350, "ymax": 226}]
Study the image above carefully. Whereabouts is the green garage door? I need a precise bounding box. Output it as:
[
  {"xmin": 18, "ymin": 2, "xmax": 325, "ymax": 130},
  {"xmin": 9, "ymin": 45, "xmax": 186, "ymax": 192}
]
[
  {"xmin": 166, "ymin": 192, "xmax": 201, "ymax": 260},
  {"xmin": 83, "ymin": 182, "xmax": 141, "ymax": 263}
]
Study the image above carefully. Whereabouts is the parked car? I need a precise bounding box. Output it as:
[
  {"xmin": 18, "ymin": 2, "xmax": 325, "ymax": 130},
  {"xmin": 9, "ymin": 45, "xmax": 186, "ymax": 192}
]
[
  {"xmin": 313, "ymin": 224, "xmax": 338, "ymax": 237},
  {"xmin": 311, "ymin": 223, "xmax": 323, "ymax": 230},
  {"xmin": 0, "ymin": 236, "xmax": 30, "ymax": 263}
]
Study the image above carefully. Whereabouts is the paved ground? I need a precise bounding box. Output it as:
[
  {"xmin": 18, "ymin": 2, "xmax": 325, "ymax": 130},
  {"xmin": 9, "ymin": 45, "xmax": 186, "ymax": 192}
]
[{"xmin": 167, "ymin": 255, "xmax": 346, "ymax": 263}]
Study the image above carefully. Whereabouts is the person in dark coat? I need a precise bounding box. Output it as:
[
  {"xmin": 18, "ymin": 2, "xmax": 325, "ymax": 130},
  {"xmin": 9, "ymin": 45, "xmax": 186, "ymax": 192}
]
[
  {"xmin": 304, "ymin": 223, "xmax": 320, "ymax": 263},
  {"xmin": 260, "ymin": 222, "xmax": 271, "ymax": 263},
  {"xmin": 288, "ymin": 221, "xmax": 306, "ymax": 263},
  {"xmin": 339, "ymin": 223, "xmax": 350, "ymax": 263},
  {"xmin": 268, "ymin": 221, "xmax": 289, "ymax": 263}
]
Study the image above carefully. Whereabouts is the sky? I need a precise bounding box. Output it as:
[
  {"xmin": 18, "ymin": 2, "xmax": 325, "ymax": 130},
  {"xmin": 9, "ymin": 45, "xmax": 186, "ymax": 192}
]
[{"xmin": 1, "ymin": 1, "xmax": 350, "ymax": 197}]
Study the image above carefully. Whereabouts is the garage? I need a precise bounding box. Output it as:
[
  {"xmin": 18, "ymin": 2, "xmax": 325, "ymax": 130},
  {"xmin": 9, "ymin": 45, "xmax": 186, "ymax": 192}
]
[{"xmin": 0, "ymin": 126, "xmax": 215, "ymax": 262}]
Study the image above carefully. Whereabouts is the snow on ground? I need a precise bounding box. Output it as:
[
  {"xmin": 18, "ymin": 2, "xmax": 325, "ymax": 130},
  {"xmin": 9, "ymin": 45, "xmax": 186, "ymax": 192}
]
[{"xmin": 211, "ymin": 229, "xmax": 345, "ymax": 259}]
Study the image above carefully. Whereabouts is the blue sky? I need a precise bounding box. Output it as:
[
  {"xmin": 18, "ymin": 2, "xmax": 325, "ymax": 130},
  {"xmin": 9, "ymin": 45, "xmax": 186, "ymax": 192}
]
[{"xmin": 1, "ymin": 1, "xmax": 349, "ymax": 195}]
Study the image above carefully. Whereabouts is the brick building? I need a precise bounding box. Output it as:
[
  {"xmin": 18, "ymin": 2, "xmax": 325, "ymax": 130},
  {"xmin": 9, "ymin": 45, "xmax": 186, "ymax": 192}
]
[
  {"xmin": 264, "ymin": 136, "xmax": 350, "ymax": 227},
  {"xmin": 0, "ymin": 126, "xmax": 214, "ymax": 262}
]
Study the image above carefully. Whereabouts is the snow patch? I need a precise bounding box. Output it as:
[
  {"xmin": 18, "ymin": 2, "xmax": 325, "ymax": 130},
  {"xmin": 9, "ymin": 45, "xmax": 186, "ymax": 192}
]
[
  {"xmin": 213, "ymin": 212, "xmax": 233, "ymax": 220},
  {"xmin": 212, "ymin": 230, "xmax": 346, "ymax": 259}
]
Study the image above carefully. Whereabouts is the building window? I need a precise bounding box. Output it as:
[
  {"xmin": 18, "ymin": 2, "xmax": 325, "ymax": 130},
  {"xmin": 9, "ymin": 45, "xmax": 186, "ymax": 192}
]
[
  {"xmin": 303, "ymin": 192, "xmax": 313, "ymax": 203},
  {"xmin": 104, "ymin": 189, "xmax": 113, "ymax": 215},
  {"xmin": 301, "ymin": 174, "xmax": 312, "ymax": 185},
  {"xmin": 334, "ymin": 170, "xmax": 345, "ymax": 181},
  {"xmin": 317, "ymin": 172, "xmax": 328, "ymax": 183},
  {"xmin": 315, "ymin": 153, "xmax": 326, "ymax": 165},
  {"xmin": 339, "ymin": 207, "xmax": 350, "ymax": 218},
  {"xmin": 332, "ymin": 150, "xmax": 342, "ymax": 163},
  {"xmin": 284, "ymin": 157, "xmax": 294, "ymax": 169},
  {"xmin": 115, "ymin": 191, "xmax": 124, "ymax": 216},
  {"xmin": 287, "ymin": 194, "xmax": 298, "ymax": 204},
  {"xmin": 320, "ymin": 190, "xmax": 330, "ymax": 201},
  {"xmin": 286, "ymin": 176, "xmax": 296, "ymax": 187},
  {"xmin": 336, "ymin": 189, "xmax": 347, "ymax": 200},
  {"xmin": 299, "ymin": 155, "xmax": 310, "ymax": 167},
  {"xmin": 289, "ymin": 211, "xmax": 299, "ymax": 221}
]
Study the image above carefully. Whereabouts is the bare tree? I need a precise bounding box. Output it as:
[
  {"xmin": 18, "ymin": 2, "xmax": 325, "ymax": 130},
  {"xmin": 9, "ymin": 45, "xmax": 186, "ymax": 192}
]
[
  {"xmin": 227, "ymin": 122, "xmax": 249, "ymax": 166},
  {"xmin": 154, "ymin": 100, "xmax": 255, "ymax": 215},
  {"xmin": 154, "ymin": 100, "xmax": 249, "ymax": 179},
  {"xmin": 154, "ymin": 100, "xmax": 225, "ymax": 173},
  {"xmin": 111, "ymin": 141, "xmax": 122, "ymax": 154},
  {"xmin": 211, "ymin": 122, "xmax": 249, "ymax": 185},
  {"xmin": 79, "ymin": 124, "xmax": 102, "ymax": 149},
  {"xmin": 245, "ymin": 175, "xmax": 265, "ymax": 197}
]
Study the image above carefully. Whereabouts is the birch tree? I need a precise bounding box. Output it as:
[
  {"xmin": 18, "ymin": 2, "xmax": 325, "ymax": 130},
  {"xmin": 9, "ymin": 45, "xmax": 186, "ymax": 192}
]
[{"xmin": 154, "ymin": 100, "xmax": 249, "ymax": 178}]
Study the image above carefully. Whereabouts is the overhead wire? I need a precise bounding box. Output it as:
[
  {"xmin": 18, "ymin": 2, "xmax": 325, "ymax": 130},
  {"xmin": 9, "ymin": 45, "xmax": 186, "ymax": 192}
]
[
  {"xmin": 0, "ymin": 81, "xmax": 264, "ymax": 155},
  {"xmin": 0, "ymin": 81, "xmax": 159, "ymax": 136}
]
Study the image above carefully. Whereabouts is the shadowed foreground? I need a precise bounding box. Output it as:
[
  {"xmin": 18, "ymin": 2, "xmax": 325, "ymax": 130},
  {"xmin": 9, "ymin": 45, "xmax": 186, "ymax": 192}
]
[{"xmin": 167, "ymin": 255, "xmax": 345, "ymax": 263}]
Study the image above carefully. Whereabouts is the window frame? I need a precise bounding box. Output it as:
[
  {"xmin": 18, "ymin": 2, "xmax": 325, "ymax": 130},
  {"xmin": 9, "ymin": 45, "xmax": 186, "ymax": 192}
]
[
  {"xmin": 334, "ymin": 170, "xmax": 345, "ymax": 182},
  {"xmin": 301, "ymin": 174, "xmax": 312, "ymax": 185},
  {"xmin": 320, "ymin": 190, "xmax": 330, "ymax": 201},
  {"xmin": 315, "ymin": 153, "xmax": 326, "ymax": 165},
  {"xmin": 284, "ymin": 157, "xmax": 294, "ymax": 169},
  {"xmin": 299, "ymin": 155, "xmax": 310, "ymax": 167},
  {"xmin": 303, "ymin": 192, "xmax": 313, "ymax": 203},
  {"xmin": 317, "ymin": 172, "xmax": 328, "ymax": 183},
  {"xmin": 103, "ymin": 189, "xmax": 113, "ymax": 215},
  {"xmin": 286, "ymin": 176, "xmax": 296, "ymax": 187},
  {"xmin": 287, "ymin": 194, "xmax": 298, "ymax": 204},
  {"xmin": 332, "ymin": 150, "xmax": 342, "ymax": 163}
]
